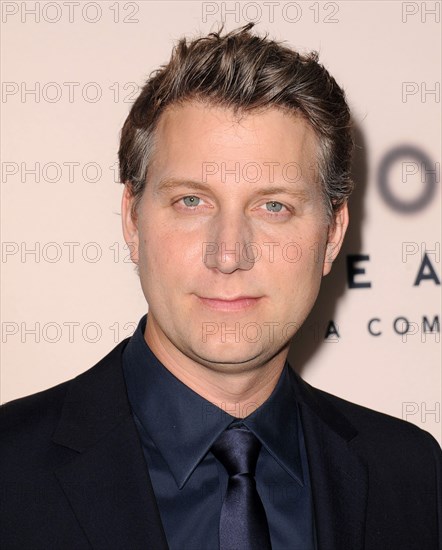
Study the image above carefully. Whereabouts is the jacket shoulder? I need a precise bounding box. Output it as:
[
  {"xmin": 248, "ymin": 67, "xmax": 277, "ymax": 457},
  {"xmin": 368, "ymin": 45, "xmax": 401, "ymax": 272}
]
[
  {"xmin": 0, "ymin": 339, "xmax": 129, "ymax": 438},
  {"xmin": 313, "ymin": 385, "xmax": 441, "ymax": 457}
]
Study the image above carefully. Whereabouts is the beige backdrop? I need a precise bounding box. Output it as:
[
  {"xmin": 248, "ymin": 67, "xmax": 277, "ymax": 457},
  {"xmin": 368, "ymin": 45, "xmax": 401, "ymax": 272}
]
[{"xmin": 1, "ymin": 0, "xmax": 441, "ymax": 444}]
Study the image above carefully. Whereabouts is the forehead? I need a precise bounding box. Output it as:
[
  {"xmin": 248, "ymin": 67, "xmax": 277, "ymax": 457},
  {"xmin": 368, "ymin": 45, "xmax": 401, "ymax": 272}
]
[{"xmin": 149, "ymin": 102, "xmax": 319, "ymax": 186}]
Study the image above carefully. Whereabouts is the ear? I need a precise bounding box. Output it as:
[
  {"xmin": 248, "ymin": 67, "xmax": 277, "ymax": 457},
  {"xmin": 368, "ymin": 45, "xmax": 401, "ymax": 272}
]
[
  {"xmin": 322, "ymin": 202, "xmax": 349, "ymax": 276},
  {"xmin": 121, "ymin": 184, "xmax": 139, "ymax": 264}
]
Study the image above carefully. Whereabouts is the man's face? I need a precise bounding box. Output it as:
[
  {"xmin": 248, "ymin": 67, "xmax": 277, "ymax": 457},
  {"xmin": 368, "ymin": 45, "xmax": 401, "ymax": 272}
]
[{"xmin": 122, "ymin": 102, "xmax": 348, "ymax": 373}]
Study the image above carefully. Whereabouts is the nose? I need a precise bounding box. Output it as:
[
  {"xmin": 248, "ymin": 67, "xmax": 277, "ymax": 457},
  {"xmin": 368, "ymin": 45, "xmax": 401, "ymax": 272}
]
[{"xmin": 202, "ymin": 212, "xmax": 257, "ymax": 274}]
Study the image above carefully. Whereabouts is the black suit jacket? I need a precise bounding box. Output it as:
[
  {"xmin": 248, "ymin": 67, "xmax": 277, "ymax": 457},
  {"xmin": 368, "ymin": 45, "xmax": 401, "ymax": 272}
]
[{"xmin": 1, "ymin": 339, "xmax": 441, "ymax": 550}]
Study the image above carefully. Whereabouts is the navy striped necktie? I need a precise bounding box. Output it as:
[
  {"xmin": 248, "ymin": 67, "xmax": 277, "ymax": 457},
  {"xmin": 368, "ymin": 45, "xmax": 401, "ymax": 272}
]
[{"xmin": 211, "ymin": 424, "xmax": 272, "ymax": 550}]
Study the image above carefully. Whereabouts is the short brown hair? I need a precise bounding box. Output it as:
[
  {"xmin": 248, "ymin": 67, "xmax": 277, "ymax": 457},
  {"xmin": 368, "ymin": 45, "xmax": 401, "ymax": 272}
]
[{"xmin": 118, "ymin": 23, "xmax": 354, "ymax": 221}]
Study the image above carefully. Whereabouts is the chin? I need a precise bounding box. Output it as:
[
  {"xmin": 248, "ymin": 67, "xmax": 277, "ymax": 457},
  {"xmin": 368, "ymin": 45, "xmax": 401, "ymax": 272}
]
[{"xmin": 190, "ymin": 339, "xmax": 267, "ymax": 369}]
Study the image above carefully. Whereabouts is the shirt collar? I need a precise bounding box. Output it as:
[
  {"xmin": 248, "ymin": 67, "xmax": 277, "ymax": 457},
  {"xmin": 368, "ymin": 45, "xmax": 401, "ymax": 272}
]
[{"xmin": 122, "ymin": 314, "xmax": 304, "ymax": 489}]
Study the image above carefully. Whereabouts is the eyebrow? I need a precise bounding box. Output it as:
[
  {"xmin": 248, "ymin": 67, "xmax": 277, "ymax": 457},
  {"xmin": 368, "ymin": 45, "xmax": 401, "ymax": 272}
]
[
  {"xmin": 155, "ymin": 178, "xmax": 214, "ymax": 195},
  {"xmin": 154, "ymin": 177, "xmax": 311, "ymax": 202}
]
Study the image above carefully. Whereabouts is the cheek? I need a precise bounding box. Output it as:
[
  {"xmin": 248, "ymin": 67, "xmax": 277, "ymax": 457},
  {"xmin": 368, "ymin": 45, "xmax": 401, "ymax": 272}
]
[
  {"xmin": 273, "ymin": 233, "xmax": 327, "ymax": 298},
  {"xmin": 280, "ymin": 231, "xmax": 327, "ymax": 274},
  {"xmin": 138, "ymin": 222, "xmax": 203, "ymax": 285},
  {"xmin": 273, "ymin": 244, "xmax": 324, "ymax": 323}
]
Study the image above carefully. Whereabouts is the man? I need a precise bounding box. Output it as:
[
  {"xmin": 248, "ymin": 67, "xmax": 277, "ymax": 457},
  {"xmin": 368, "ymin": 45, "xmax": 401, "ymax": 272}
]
[{"xmin": 1, "ymin": 23, "xmax": 440, "ymax": 550}]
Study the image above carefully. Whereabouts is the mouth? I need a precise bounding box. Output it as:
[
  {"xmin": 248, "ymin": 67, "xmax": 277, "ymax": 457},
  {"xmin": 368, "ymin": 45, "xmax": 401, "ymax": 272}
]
[{"xmin": 197, "ymin": 295, "xmax": 263, "ymax": 312}]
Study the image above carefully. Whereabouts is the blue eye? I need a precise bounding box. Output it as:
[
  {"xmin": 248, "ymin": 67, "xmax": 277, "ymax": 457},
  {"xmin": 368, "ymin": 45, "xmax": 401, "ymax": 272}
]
[
  {"xmin": 182, "ymin": 196, "xmax": 200, "ymax": 207},
  {"xmin": 265, "ymin": 201, "xmax": 284, "ymax": 212}
]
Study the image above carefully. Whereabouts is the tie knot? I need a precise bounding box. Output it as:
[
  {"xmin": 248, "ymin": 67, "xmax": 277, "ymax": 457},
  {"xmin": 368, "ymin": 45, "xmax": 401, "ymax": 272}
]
[{"xmin": 211, "ymin": 424, "xmax": 262, "ymax": 476}]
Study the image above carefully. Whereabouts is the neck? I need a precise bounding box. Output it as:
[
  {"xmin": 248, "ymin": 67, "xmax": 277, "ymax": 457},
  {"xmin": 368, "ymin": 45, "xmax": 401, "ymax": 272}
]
[{"xmin": 144, "ymin": 317, "xmax": 288, "ymax": 418}]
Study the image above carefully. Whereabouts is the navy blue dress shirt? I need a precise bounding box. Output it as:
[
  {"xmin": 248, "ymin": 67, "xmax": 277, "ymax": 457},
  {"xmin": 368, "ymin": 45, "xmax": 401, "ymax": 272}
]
[{"xmin": 122, "ymin": 314, "xmax": 316, "ymax": 550}]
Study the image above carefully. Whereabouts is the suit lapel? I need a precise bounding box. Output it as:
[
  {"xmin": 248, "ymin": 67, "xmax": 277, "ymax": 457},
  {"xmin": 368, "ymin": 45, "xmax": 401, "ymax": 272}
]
[
  {"xmin": 290, "ymin": 370, "xmax": 368, "ymax": 550},
  {"xmin": 52, "ymin": 340, "xmax": 169, "ymax": 550}
]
